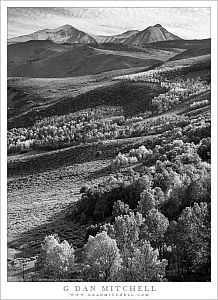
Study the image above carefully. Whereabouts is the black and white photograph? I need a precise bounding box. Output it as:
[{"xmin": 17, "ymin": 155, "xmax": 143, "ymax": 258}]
[{"xmin": 0, "ymin": 1, "xmax": 217, "ymax": 300}]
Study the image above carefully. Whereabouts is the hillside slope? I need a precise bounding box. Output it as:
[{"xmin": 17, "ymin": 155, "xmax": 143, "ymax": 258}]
[
  {"xmin": 8, "ymin": 41, "xmax": 163, "ymax": 78},
  {"xmin": 147, "ymin": 38, "xmax": 211, "ymax": 61},
  {"xmin": 147, "ymin": 38, "xmax": 211, "ymax": 49}
]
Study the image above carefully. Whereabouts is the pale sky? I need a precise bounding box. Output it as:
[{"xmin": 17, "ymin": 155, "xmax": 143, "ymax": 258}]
[{"xmin": 7, "ymin": 7, "xmax": 210, "ymax": 40}]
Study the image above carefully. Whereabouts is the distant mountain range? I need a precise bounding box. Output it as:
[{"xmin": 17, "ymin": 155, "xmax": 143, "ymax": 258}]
[
  {"xmin": 8, "ymin": 24, "xmax": 181, "ymax": 46},
  {"xmin": 93, "ymin": 30, "xmax": 140, "ymax": 44},
  {"xmin": 7, "ymin": 24, "xmax": 97, "ymax": 45}
]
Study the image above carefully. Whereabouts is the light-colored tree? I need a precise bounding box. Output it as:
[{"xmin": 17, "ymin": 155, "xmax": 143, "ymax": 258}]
[
  {"xmin": 35, "ymin": 235, "xmax": 74, "ymax": 279},
  {"xmin": 143, "ymin": 209, "xmax": 169, "ymax": 258},
  {"xmin": 114, "ymin": 212, "xmax": 144, "ymax": 250},
  {"xmin": 166, "ymin": 202, "xmax": 210, "ymax": 275},
  {"xmin": 176, "ymin": 202, "xmax": 210, "ymax": 272},
  {"xmin": 83, "ymin": 231, "xmax": 122, "ymax": 281},
  {"xmin": 112, "ymin": 200, "xmax": 130, "ymax": 218},
  {"xmin": 137, "ymin": 189, "xmax": 156, "ymax": 216},
  {"xmin": 121, "ymin": 241, "xmax": 168, "ymax": 282}
]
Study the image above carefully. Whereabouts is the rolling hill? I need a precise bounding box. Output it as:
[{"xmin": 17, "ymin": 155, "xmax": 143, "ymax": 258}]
[
  {"xmin": 169, "ymin": 47, "xmax": 211, "ymax": 61},
  {"xmin": 115, "ymin": 53, "xmax": 211, "ymax": 83},
  {"xmin": 146, "ymin": 38, "xmax": 211, "ymax": 49},
  {"xmin": 7, "ymin": 40, "xmax": 164, "ymax": 78},
  {"xmin": 7, "ymin": 24, "xmax": 97, "ymax": 45},
  {"xmin": 146, "ymin": 38, "xmax": 211, "ymax": 61}
]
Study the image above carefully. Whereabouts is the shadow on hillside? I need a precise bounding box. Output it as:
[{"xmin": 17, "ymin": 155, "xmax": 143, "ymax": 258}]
[
  {"xmin": 8, "ymin": 141, "xmax": 115, "ymax": 178},
  {"xmin": 8, "ymin": 202, "xmax": 87, "ymax": 259},
  {"xmin": 47, "ymin": 81, "xmax": 164, "ymax": 120},
  {"xmin": 85, "ymin": 165, "xmax": 111, "ymax": 181},
  {"xmin": 7, "ymin": 161, "xmax": 114, "ymax": 260},
  {"xmin": 8, "ymin": 81, "xmax": 166, "ymax": 129},
  {"xmin": 8, "ymin": 134, "xmax": 142, "ymax": 178}
]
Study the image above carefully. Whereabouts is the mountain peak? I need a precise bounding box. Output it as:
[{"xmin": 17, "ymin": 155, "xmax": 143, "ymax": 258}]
[
  {"xmin": 56, "ymin": 24, "xmax": 74, "ymax": 30},
  {"xmin": 124, "ymin": 24, "xmax": 181, "ymax": 46},
  {"xmin": 8, "ymin": 24, "xmax": 97, "ymax": 45},
  {"xmin": 154, "ymin": 24, "xmax": 162, "ymax": 28}
]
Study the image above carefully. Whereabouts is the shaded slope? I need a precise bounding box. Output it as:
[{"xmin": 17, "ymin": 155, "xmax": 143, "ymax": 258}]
[
  {"xmin": 169, "ymin": 48, "xmax": 211, "ymax": 61},
  {"xmin": 8, "ymin": 67, "xmax": 159, "ymax": 127},
  {"xmin": 148, "ymin": 38, "xmax": 211, "ymax": 61},
  {"xmin": 8, "ymin": 41, "xmax": 162, "ymax": 78},
  {"xmin": 147, "ymin": 38, "xmax": 211, "ymax": 50},
  {"xmin": 8, "ymin": 81, "xmax": 166, "ymax": 128}
]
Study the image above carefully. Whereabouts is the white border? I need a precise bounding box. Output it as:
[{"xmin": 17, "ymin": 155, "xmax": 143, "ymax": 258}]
[{"xmin": 1, "ymin": 1, "xmax": 217, "ymax": 300}]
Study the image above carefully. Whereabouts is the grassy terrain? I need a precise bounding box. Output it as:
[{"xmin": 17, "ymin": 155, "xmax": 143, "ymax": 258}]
[
  {"xmin": 168, "ymin": 48, "xmax": 211, "ymax": 61},
  {"xmin": 7, "ymin": 134, "xmax": 158, "ymax": 281},
  {"xmin": 92, "ymin": 43, "xmax": 180, "ymax": 61},
  {"xmin": 7, "ymin": 44, "xmax": 211, "ymax": 281},
  {"xmin": 8, "ymin": 75, "xmax": 166, "ymax": 129},
  {"xmin": 8, "ymin": 41, "xmax": 165, "ymax": 78},
  {"xmin": 7, "ymin": 87, "xmax": 210, "ymax": 280},
  {"xmin": 116, "ymin": 54, "xmax": 211, "ymax": 82},
  {"xmin": 146, "ymin": 38, "xmax": 211, "ymax": 51},
  {"xmin": 145, "ymin": 39, "xmax": 211, "ymax": 61}
]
